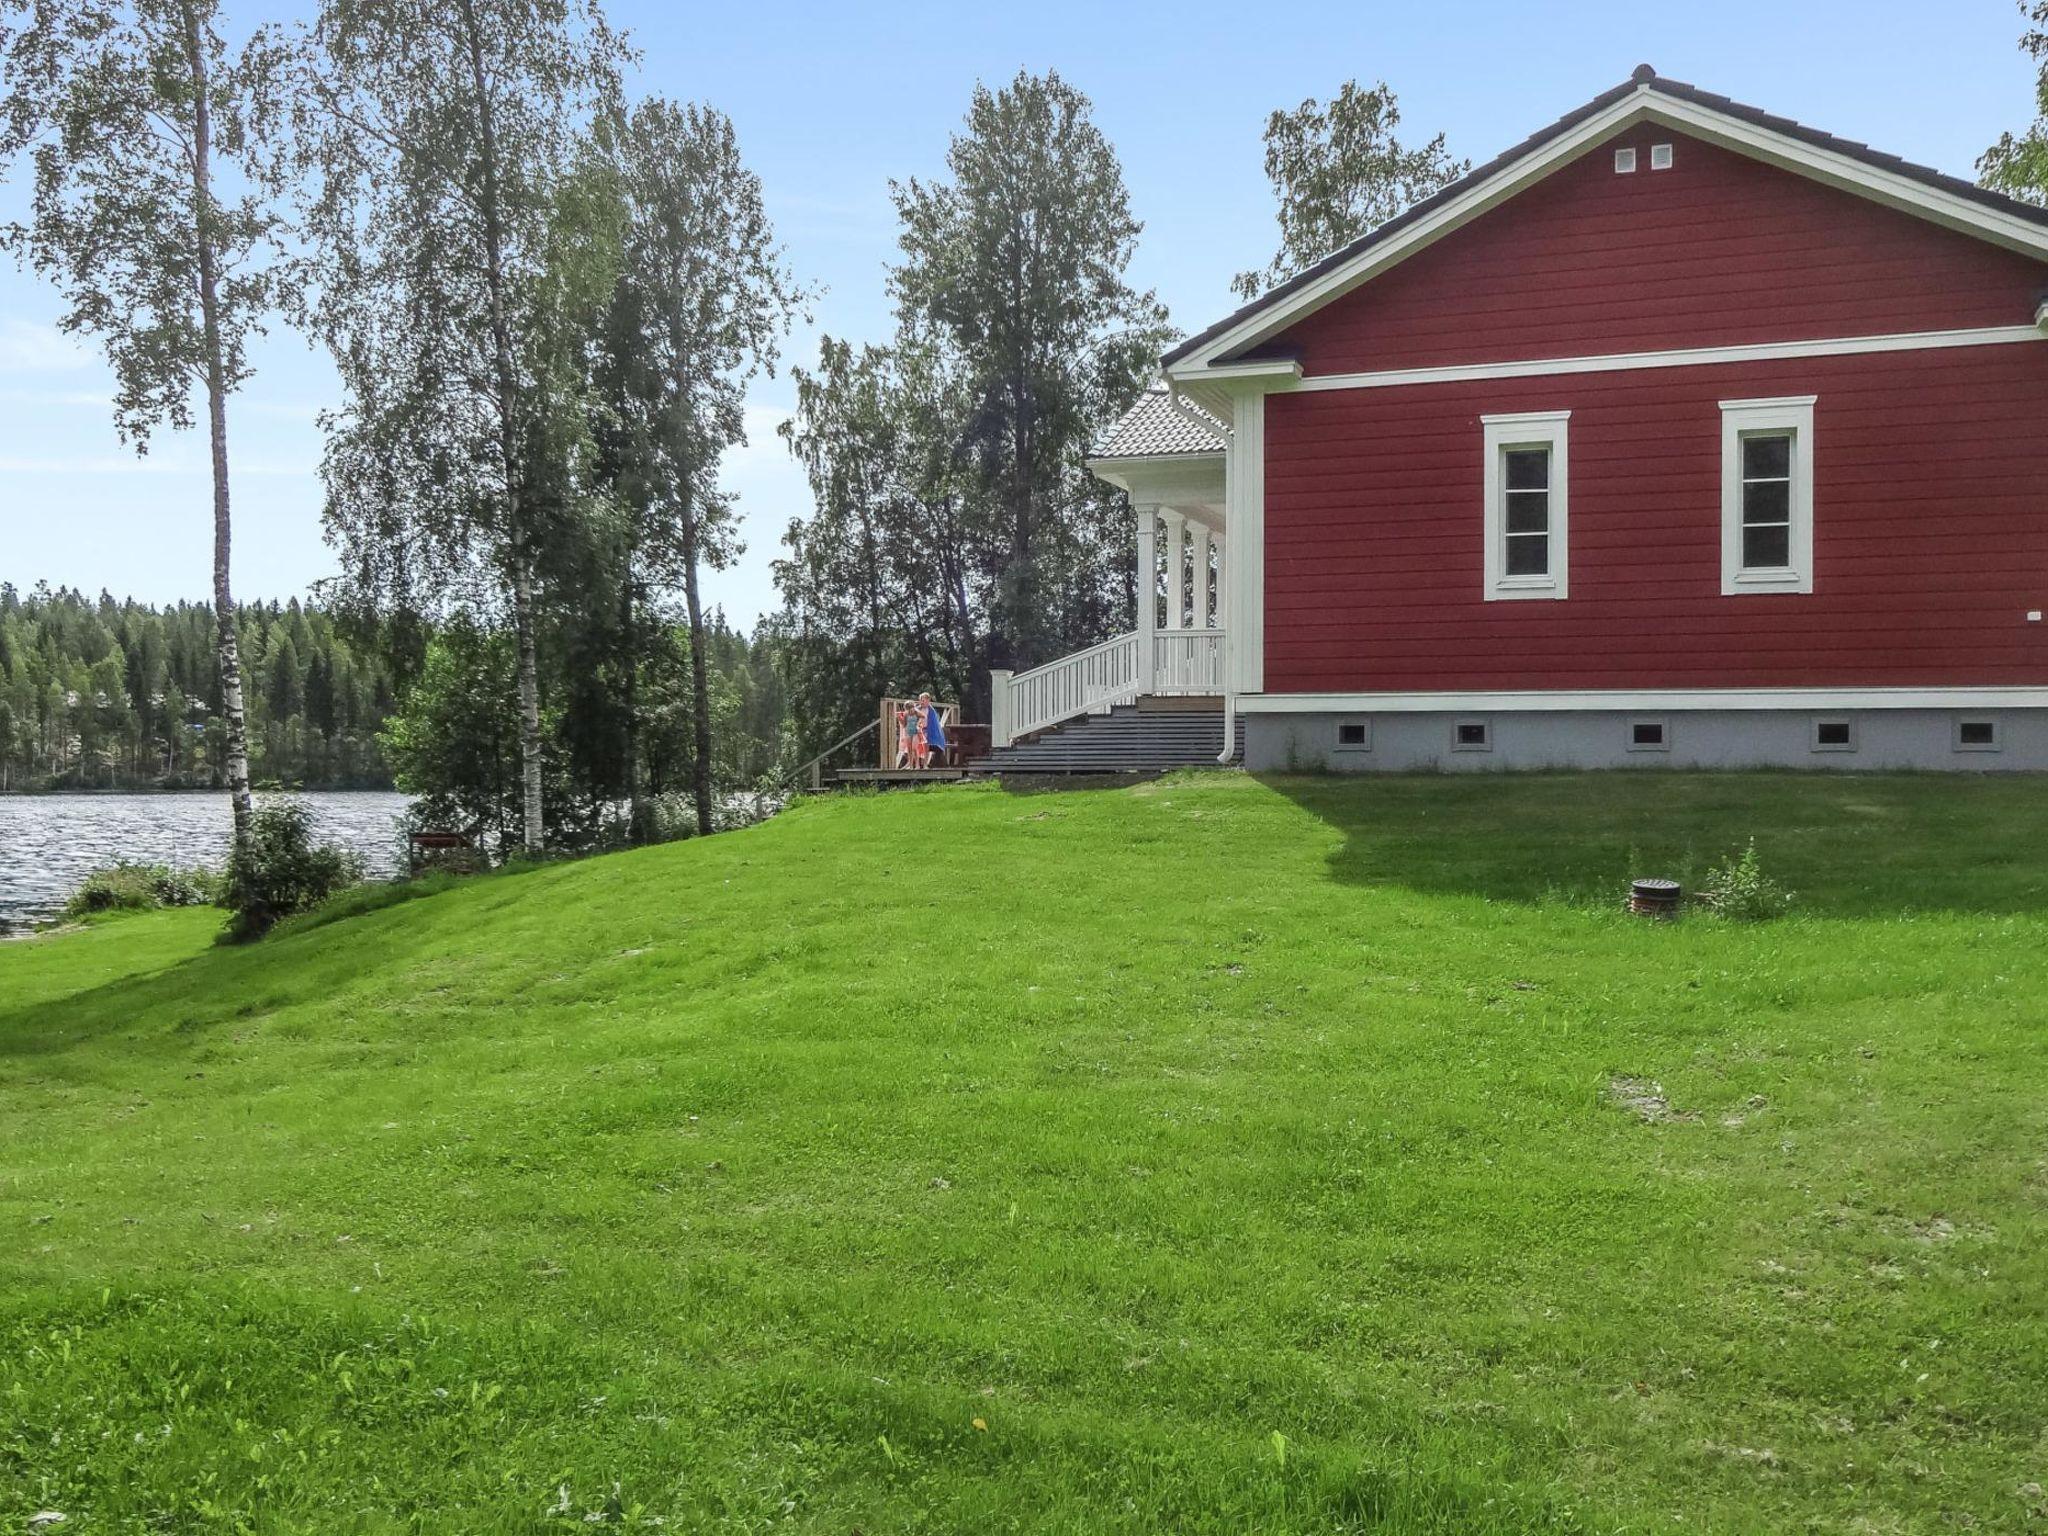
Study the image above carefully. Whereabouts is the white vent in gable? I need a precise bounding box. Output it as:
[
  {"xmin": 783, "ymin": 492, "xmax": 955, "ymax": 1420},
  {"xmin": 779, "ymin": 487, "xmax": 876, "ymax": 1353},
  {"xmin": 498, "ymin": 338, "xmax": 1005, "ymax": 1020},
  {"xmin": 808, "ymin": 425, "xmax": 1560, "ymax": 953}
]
[
  {"xmin": 1614, "ymin": 147, "xmax": 1638, "ymax": 174},
  {"xmin": 1650, "ymin": 142, "xmax": 1674, "ymax": 170}
]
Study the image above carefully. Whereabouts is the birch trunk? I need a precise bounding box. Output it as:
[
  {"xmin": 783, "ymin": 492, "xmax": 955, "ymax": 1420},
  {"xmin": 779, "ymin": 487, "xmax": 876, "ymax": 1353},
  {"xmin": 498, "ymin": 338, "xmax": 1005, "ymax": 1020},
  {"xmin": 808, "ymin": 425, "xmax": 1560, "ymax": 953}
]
[
  {"xmin": 458, "ymin": 0, "xmax": 544, "ymax": 852},
  {"xmin": 679, "ymin": 498, "xmax": 714, "ymax": 839},
  {"xmin": 181, "ymin": 0, "xmax": 252, "ymax": 848}
]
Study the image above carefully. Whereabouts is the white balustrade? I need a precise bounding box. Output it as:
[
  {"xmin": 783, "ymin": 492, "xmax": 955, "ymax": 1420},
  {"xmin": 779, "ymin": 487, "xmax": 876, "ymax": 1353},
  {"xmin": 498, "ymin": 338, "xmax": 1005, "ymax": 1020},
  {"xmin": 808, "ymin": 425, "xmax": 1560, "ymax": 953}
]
[
  {"xmin": 989, "ymin": 627, "xmax": 1230, "ymax": 746},
  {"xmin": 1150, "ymin": 629, "xmax": 1227, "ymax": 694},
  {"xmin": 990, "ymin": 631, "xmax": 1143, "ymax": 746}
]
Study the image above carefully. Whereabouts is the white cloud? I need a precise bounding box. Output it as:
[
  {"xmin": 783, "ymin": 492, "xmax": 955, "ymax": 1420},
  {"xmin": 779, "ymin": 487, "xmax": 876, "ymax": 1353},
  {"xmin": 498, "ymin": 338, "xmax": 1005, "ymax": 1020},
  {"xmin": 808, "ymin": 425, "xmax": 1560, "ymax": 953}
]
[
  {"xmin": 0, "ymin": 452, "xmax": 310, "ymax": 478},
  {"xmin": 0, "ymin": 320, "xmax": 93, "ymax": 373},
  {"xmin": 0, "ymin": 387, "xmax": 110, "ymax": 408}
]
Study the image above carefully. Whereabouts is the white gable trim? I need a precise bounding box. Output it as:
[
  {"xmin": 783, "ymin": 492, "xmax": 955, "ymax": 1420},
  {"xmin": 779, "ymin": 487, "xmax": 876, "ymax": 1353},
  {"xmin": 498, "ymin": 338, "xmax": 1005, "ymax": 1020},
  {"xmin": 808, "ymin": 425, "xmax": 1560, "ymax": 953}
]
[
  {"xmin": 1168, "ymin": 84, "xmax": 2048, "ymax": 378},
  {"xmin": 1290, "ymin": 325, "xmax": 2045, "ymax": 394}
]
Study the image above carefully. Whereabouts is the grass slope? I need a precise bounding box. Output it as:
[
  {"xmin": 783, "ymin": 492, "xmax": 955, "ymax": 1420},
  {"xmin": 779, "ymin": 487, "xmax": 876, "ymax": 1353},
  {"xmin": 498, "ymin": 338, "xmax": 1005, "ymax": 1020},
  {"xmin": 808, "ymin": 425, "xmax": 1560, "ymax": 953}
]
[{"xmin": 3, "ymin": 772, "xmax": 2046, "ymax": 1534}]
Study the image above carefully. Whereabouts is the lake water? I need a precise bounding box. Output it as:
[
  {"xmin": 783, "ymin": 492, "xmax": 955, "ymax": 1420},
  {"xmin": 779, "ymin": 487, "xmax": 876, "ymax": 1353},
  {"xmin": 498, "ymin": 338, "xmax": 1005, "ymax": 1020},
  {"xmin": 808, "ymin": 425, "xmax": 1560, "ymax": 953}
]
[{"xmin": 0, "ymin": 791, "xmax": 414, "ymax": 934}]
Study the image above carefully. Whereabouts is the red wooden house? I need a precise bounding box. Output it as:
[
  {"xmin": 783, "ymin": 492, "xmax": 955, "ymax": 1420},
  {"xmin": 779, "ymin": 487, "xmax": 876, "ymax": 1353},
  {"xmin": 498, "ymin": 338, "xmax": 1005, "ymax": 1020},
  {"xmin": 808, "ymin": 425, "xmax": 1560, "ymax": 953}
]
[{"xmin": 985, "ymin": 68, "xmax": 2048, "ymax": 772}]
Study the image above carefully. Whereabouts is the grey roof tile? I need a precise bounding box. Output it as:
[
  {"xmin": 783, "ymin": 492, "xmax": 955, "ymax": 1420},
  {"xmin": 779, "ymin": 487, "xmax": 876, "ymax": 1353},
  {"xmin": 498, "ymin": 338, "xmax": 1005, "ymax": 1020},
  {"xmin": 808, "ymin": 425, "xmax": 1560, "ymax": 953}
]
[{"xmin": 1094, "ymin": 387, "xmax": 1226, "ymax": 458}]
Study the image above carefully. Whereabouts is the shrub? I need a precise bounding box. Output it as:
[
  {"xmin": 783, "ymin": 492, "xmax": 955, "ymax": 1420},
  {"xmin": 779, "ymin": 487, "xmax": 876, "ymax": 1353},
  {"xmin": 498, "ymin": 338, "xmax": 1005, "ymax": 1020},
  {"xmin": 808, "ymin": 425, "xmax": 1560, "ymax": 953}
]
[
  {"xmin": 64, "ymin": 862, "xmax": 220, "ymax": 919},
  {"xmin": 1698, "ymin": 839, "xmax": 1795, "ymax": 921},
  {"xmin": 222, "ymin": 801, "xmax": 364, "ymax": 943}
]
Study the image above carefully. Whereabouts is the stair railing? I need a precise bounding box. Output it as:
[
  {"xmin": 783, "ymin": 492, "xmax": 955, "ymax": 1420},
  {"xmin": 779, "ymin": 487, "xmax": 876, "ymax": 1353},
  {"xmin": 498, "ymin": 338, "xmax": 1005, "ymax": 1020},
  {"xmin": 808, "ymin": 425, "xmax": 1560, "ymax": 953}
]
[
  {"xmin": 988, "ymin": 628, "xmax": 1231, "ymax": 748},
  {"xmin": 988, "ymin": 630, "xmax": 1143, "ymax": 747},
  {"xmin": 754, "ymin": 717, "xmax": 880, "ymax": 817}
]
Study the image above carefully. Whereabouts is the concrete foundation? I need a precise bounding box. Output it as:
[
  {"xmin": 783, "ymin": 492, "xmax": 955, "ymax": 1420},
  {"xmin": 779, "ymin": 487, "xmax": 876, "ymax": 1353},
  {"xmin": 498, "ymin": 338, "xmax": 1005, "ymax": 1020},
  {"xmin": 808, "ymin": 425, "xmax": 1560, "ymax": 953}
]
[{"xmin": 1244, "ymin": 708, "xmax": 2048, "ymax": 773}]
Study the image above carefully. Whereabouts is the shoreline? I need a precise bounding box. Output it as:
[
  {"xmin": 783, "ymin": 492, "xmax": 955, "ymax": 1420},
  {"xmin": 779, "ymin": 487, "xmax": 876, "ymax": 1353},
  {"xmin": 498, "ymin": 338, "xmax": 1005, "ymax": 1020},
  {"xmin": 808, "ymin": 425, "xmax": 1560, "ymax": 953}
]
[{"xmin": 0, "ymin": 785, "xmax": 400, "ymax": 797}]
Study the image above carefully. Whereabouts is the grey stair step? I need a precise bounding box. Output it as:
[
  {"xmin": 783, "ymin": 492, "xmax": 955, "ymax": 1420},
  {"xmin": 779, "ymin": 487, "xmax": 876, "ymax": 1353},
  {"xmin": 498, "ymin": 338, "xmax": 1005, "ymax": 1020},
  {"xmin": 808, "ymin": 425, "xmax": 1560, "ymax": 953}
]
[{"xmin": 969, "ymin": 709, "xmax": 1243, "ymax": 775}]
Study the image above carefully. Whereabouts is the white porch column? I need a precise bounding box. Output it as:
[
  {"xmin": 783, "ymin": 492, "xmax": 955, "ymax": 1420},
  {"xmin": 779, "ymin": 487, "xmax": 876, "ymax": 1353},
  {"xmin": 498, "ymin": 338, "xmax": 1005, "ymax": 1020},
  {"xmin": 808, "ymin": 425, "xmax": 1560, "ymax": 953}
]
[
  {"xmin": 1212, "ymin": 528, "xmax": 1225, "ymax": 630},
  {"xmin": 1133, "ymin": 503, "xmax": 1158, "ymax": 695},
  {"xmin": 1160, "ymin": 510, "xmax": 1188, "ymax": 631},
  {"xmin": 1192, "ymin": 522, "xmax": 1214, "ymax": 627}
]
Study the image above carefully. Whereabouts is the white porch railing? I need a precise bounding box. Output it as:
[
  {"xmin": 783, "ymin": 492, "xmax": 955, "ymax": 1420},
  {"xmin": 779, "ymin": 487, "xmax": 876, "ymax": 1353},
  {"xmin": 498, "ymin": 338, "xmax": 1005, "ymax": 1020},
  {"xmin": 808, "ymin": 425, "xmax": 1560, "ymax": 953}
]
[
  {"xmin": 990, "ymin": 628, "xmax": 1227, "ymax": 747},
  {"xmin": 1152, "ymin": 629, "xmax": 1226, "ymax": 694}
]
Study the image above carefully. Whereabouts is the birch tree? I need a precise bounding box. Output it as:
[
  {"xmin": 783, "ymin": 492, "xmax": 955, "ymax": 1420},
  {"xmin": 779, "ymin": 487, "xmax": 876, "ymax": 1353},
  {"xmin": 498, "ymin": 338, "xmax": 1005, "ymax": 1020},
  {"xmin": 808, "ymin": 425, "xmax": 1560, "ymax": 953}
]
[
  {"xmin": 298, "ymin": 0, "xmax": 626, "ymax": 853},
  {"xmin": 0, "ymin": 0, "xmax": 290, "ymax": 848}
]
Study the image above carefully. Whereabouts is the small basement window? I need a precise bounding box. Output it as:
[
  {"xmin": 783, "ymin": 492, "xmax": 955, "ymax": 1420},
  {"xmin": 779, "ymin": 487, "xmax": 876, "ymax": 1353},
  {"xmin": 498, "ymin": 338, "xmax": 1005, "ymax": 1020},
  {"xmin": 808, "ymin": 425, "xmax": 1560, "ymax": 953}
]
[
  {"xmin": 1335, "ymin": 718, "xmax": 1371, "ymax": 751},
  {"xmin": 1628, "ymin": 718, "xmax": 1670, "ymax": 752},
  {"xmin": 1812, "ymin": 718, "xmax": 1855, "ymax": 753},
  {"xmin": 1481, "ymin": 411, "xmax": 1570, "ymax": 601},
  {"xmin": 1453, "ymin": 718, "xmax": 1492, "ymax": 752},
  {"xmin": 1721, "ymin": 396, "xmax": 1816, "ymax": 594},
  {"xmin": 1954, "ymin": 718, "xmax": 2001, "ymax": 752}
]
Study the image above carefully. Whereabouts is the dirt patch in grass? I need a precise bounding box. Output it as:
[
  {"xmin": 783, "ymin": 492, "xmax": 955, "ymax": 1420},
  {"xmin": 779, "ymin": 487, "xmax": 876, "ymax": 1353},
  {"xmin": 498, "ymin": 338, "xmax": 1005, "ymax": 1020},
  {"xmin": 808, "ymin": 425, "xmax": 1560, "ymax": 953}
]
[{"xmin": 1607, "ymin": 1074, "xmax": 1698, "ymax": 1124}]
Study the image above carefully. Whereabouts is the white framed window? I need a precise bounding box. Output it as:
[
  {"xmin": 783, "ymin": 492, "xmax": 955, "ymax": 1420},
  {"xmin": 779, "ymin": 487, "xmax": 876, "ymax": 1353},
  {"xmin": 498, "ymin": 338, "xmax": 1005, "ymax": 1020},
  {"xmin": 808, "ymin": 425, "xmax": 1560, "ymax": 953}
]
[
  {"xmin": 1614, "ymin": 146, "xmax": 1637, "ymax": 174},
  {"xmin": 1335, "ymin": 718, "xmax": 1371, "ymax": 752},
  {"xmin": 1650, "ymin": 142, "xmax": 1674, "ymax": 170},
  {"xmin": 1812, "ymin": 717, "xmax": 1855, "ymax": 753},
  {"xmin": 1481, "ymin": 411, "xmax": 1570, "ymax": 601},
  {"xmin": 1721, "ymin": 396, "xmax": 1815, "ymax": 595},
  {"xmin": 1953, "ymin": 717, "xmax": 2001, "ymax": 753},
  {"xmin": 1627, "ymin": 718, "xmax": 1670, "ymax": 753},
  {"xmin": 1452, "ymin": 718, "xmax": 1493, "ymax": 752}
]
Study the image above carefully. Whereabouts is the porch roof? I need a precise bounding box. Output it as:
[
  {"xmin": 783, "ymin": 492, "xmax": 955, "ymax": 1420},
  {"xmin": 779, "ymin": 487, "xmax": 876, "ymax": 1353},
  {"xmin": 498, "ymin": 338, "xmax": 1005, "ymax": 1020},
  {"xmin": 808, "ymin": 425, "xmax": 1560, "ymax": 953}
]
[{"xmin": 1093, "ymin": 385, "xmax": 1226, "ymax": 460}]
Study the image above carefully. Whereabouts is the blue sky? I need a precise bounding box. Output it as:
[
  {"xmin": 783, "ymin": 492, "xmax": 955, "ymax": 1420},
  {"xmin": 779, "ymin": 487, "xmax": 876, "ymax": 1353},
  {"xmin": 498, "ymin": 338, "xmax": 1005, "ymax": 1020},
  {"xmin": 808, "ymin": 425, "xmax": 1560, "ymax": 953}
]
[{"xmin": 2, "ymin": 0, "xmax": 2037, "ymax": 626}]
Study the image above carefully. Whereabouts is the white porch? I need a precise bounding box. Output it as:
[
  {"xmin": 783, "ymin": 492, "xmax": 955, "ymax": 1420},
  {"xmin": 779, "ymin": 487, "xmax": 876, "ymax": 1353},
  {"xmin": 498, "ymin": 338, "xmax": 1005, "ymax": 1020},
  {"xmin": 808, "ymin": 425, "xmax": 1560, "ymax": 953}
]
[{"xmin": 989, "ymin": 391, "xmax": 1231, "ymax": 749}]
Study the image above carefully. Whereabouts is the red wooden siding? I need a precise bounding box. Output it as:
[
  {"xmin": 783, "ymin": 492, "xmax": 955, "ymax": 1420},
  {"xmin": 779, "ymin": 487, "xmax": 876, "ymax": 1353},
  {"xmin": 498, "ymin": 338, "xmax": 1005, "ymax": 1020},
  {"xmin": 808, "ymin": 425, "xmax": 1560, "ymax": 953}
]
[
  {"xmin": 1262, "ymin": 343, "xmax": 2048, "ymax": 692},
  {"xmin": 1270, "ymin": 128, "xmax": 2048, "ymax": 376}
]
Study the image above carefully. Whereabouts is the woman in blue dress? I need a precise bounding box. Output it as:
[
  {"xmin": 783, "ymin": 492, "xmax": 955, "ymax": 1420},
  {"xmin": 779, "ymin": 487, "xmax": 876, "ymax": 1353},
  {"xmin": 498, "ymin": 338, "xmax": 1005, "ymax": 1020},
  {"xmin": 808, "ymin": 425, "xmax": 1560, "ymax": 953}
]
[{"xmin": 918, "ymin": 692, "xmax": 947, "ymax": 767}]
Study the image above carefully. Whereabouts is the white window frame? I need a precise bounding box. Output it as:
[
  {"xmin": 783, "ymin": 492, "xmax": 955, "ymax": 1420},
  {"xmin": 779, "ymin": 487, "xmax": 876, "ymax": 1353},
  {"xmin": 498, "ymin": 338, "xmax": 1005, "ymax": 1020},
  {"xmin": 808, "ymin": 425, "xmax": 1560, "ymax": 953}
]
[
  {"xmin": 1334, "ymin": 717, "xmax": 1372, "ymax": 752},
  {"xmin": 1811, "ymin": 717, "xmax": 1856, "ymax": 753},
  {"xmin": 1482, "ymin": 410, "xmax": 1570, "ymax": 602},
  {"xmin": 1452, "ymin": 717, "xmax": 1494, "ymax": 753},
  {"xmin": 1627, "ymin": 717, "xmax": 1671, "ymax": 753},
  {"xmin": 1953, "ymin": 717, "xmax": 2002, "ymax": 753},
  {"xmin": 1721, "ymin": 396, "xmax": 1815, "ymax": 595}
]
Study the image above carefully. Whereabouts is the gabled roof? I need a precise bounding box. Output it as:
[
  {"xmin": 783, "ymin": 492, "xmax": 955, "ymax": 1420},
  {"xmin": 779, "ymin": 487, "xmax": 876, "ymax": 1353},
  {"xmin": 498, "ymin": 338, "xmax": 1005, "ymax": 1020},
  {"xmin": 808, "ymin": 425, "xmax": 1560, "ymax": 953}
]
[
  {"xmin": 1093, "ymin": 385, "xmax": 1226, "ymax": 459},
  {"xmin": 1167, "ymin": 66, "xmax": 2048, "ymax": 375}
]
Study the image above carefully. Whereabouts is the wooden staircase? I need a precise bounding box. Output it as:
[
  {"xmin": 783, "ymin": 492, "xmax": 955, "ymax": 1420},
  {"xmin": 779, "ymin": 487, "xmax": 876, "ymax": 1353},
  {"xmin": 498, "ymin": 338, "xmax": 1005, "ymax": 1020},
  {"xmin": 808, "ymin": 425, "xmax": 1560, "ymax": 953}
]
[{"xmin": 968, "ymin": 702, "xmax": 1242, "ymax": 776}]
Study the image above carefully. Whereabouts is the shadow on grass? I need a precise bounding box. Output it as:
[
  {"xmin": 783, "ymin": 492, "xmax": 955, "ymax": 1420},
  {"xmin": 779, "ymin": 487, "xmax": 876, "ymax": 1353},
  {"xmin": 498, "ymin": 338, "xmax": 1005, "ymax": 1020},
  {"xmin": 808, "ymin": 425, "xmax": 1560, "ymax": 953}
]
[
  {"xmin": 0, "ymin": 862, "xmax": 551, "ymax": 1060},
  {"xmin": 1261, "ymin": 769, "xmax": 2048, "ymax": 918}
]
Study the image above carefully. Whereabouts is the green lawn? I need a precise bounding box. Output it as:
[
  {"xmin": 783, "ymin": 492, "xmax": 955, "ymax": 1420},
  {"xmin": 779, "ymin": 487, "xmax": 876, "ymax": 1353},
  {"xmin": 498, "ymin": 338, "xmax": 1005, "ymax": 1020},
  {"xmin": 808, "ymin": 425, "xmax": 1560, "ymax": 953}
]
[{"xmin": 3, "ymin": 772, "xmax": 2046, "ymax": 1534}]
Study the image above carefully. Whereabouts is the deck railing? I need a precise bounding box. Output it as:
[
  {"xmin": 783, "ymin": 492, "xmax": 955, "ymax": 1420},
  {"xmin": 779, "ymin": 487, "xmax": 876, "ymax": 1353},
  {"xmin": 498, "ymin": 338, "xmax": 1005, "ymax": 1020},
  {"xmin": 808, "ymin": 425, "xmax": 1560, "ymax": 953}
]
[
  {"xmin": 1152, "ymin": 629, "xmax": 1227, "ymax": 694},
  {"xmin": 990, "ymin": 628, "xmax": 1228, "ymax": 746}
]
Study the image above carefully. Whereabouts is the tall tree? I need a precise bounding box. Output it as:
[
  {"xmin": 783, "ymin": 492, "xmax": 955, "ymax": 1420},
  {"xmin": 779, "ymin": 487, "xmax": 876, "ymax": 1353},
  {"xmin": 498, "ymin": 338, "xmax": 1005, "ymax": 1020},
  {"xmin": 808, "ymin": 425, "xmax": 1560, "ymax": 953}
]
[
  {"xmin": 1981, "ymin": 3, "xmax": 2048, "ymax": 205},
  {"xmin": 298, "ymin": 0, "xmax": 627, "ymax": 852},
  {"xmin": 776, "ymin": 333, "xmax": 973, "ymax": 741},
  {"xmin": 599, "ymin": 98, "xmax": 804, "ymax": 837},
  {"xmin": 1231, "ymin": 79, "xmax": 1468, "ymax": 300},
  {"xmin": 887, "ymin": 69, "xmax": 1171, "ymax": 689},
  {"xmin": 0, "ymin": 0, "xmax": 291, "ymax": 848}
]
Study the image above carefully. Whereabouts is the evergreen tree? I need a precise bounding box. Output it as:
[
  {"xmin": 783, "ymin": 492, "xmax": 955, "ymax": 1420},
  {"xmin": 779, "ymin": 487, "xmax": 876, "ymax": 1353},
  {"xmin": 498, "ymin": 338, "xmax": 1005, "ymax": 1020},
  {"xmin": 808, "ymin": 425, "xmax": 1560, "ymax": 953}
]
[{"xmin": 0, "ymin": 587, "xmax": 399, "ymax": 789}]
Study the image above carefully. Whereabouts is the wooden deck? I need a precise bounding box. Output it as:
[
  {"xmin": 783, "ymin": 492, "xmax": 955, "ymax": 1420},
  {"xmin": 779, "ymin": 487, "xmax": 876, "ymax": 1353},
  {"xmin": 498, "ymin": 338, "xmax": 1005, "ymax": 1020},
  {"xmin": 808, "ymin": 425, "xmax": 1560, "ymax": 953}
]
[{"xmin": 833, "ymin": 768, "xmax": 969, "ymax": 784}]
